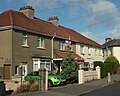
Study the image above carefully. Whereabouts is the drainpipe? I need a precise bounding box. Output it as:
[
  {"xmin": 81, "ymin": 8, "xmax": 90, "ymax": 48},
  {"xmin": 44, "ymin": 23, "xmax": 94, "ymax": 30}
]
[{"xmin": 51, "ymin": 35, "xmax": 55, "ymax": 71}]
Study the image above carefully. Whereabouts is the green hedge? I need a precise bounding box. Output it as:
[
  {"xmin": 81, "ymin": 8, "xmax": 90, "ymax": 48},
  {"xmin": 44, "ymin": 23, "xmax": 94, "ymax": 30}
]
[
  {"xmin": 94, "ymin": 61, "xmax": 105, "ymax": 78},
  {"xmin": 94, "ymin": 60, "xmax": 119, "ymax": 78}
]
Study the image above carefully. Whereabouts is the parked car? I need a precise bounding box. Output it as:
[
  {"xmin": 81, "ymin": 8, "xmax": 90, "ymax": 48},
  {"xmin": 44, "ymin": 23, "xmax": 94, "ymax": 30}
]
[{"xmin": 24, "ymin": 71, "xmax": 66, "ymax": 87}]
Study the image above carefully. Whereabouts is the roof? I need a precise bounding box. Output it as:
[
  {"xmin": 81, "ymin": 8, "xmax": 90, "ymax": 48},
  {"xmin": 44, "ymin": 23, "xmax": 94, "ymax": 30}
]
[
  {"xmin": 103, "ymin": 39, "xmax": 120, "ymax": 47},
  {"xmin": 60, "ymin": 26, "xmax": 102, "ymax": 47},
  {"xmin": 0, "ymin": 9, "xmax": 102, "ymax": 47},
  {"xmin": 54, "ymin": 51, "xmax": 84, "ymax": 61}
]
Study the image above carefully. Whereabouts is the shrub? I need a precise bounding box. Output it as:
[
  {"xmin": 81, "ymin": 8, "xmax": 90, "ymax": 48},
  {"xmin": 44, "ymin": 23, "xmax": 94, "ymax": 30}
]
[
  {"xmin": 104, "ymin": 55, "xmax": 119, "ymax": 74},
  {"xmin": 93, "ymin": 61, "xmax": 105, "ymax": 78},
  {"xmin": 82, "ymin": 68, "xmax": 89, "ymax": 71},
  {"xmin": 12, "ymin": 83, "xmax": 39, "ymax": 95},
  {"xmin": 61, "ymin": 54, "xmax": 78, "ymax": 83}
]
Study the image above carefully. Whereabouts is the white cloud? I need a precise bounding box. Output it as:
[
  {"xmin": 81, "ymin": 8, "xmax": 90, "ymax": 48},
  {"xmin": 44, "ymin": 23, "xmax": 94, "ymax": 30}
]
[
  {"xmin": 81, "ymin": 31, "xmax": 99, "ymax": 42},
  {"xmin": 80, "ymin": 30, "xmax": 114, "ymax": 44},
  {"xmin": 23, "ymin": 0, "xmax": 60, "ymax": 9},
  {"xmin": 111, "ymin": 26, "xmax": 120, "ymax": 39},
  {"xmin": 85, "ymin": 0, "xmax": 119, "ymax": 28},
  {"xmin": 23, "ymin": 0, "xmax": 120, "ymax": 27}
]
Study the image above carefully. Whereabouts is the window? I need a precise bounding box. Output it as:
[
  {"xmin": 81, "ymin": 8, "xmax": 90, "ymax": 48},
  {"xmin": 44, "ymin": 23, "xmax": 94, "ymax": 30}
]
[
  {"xmin": 88, "ymin": 47, "xmax": 91, "ymax": 55},
  {"xmin": 21, "ymin": 62, "xmax": 27, "ymax": 76},
  {"xmin": 33, "ymin": 59, "xmax": 51, "ymax": 71},
  {"xmin": 22, "ymin": 34, "xmax": 28, "ymax": 47},
  {"xmin": 80, "ymin": 45, "xmax": 84, "ymax": 54},
  {"xmin": 59, "ymin": 41, "xmax": 65, "ymax": 50},
  {"xmin": 99, "ymin": 49, "xmax": 102, "ymax": 56},
  {"xmin": 37, "ymin": 37, "xmax": 45, "ymax": 48},
  {"xmin": 15, "ymin": 65, "xmax": 19, "ymax": 75},
  {"xmin": 34, "ymin": 64, "xmax": 38, "ymax": 71},
  {"xmin": 95, "ymin": 48, "xmax": 97, "ymax": 55}
]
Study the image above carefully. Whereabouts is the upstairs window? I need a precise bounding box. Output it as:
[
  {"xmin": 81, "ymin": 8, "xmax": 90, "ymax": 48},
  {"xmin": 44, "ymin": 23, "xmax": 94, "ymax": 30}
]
[
  {"xmin": 37, "ymin": 37, "xmax": 45, "ymax": 48},
  {"xmin": 59, "ymin": 41, "xmax": 65, "ymax": 50},
  {"xmin": 88, "ymin": 47, "xmax": 91, "ymax": 55},
  {"xmin": 95, "ymin": 48, "xmax": 97, "ymax": 55},
  {"xmin": 22, "ymin": 34, "xmax": 28, "ymax": 47},
  {"xmin": 99, "ymin": 49, "xmax": 102, "ymax": 56},
  {"xmin": 80, "ymin": 45, "xmax": 84, "ymax": 54}
]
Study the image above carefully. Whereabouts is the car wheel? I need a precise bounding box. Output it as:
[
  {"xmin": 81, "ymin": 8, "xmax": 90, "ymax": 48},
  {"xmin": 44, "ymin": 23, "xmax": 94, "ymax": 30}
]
[{"xmin": 48, "ymin": 80, "xmax": 53, "ymax": 87}]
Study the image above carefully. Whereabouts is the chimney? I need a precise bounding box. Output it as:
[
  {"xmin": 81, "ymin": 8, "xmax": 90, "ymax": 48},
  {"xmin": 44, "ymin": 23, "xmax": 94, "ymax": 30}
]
[
  {"xmin": 19, "ymin": 6, "xmax": 34, "ymax": 19},
  {"xmin": 48, "ymin": 16, "xmax": 59, "ymax": 26},
  {"xmin": 105, "ymin": 38, "xmax": 112, "ymax": 43}
]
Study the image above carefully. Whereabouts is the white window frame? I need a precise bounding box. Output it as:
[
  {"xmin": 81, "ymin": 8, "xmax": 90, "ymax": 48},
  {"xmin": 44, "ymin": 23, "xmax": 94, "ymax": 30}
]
[
  {"xmin": 59, "ymin": 41, "xmax": 65, "ymax": 50},
  {"xmin": 22, "ymin": 34, "xmax": 28, "ymax": 47},
  {"xmin": 95, "ymin": 48, "xmax": 97, "ymax": 55},
  {"xmin": 33, "ymin": 58, "xmax": 51, "ymax": 71},
  {"xmin": 88, "ymin": 47, "xmax": 91, "ymax": 55},
  {"xmin": 99, "ymin": 49, "xmax": 102, "ymax": 56},
  {"xmin": 80, "ymin": 45, "xmax": 84, "ymax": 55},
  {"xmin": 21, "ymin": 62, "xmax": 27, "ymax": 76},
  {"xmin": 37, "ymin": 37, "xmax": 45, "ymax": 48},
  {"xmin": 15, "ymin": 65, "xmax": 19, "ymax": 75}
]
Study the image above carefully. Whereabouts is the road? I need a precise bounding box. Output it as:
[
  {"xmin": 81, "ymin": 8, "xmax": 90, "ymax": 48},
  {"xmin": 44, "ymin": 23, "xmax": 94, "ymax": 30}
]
[{"xmin": 80, "ymin": 82, "xmax": 120, "ymax": 96}]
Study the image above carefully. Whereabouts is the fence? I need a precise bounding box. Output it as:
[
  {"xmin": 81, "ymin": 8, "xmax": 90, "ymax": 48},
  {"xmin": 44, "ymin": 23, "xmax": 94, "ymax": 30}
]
[{"xmin": 78, "ymin": 66, "xmax": 100, "ymax": 84}]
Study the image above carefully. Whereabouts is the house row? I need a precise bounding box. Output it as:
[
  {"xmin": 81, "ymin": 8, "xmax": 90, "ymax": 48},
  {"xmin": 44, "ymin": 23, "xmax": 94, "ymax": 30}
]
[
  {"xmin": 103, "ymin": 38, "xmax": 120, "ymax": 62},
  {"xmin": 0, "ymin": 6, "xmax": 103, "ymax": 79}
]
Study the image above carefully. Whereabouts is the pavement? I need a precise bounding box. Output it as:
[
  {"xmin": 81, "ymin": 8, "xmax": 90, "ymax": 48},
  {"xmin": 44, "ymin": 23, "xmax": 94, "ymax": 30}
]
[{"xmin": 13, "ymin": 74, "xmax": 120, "ymax": 96}]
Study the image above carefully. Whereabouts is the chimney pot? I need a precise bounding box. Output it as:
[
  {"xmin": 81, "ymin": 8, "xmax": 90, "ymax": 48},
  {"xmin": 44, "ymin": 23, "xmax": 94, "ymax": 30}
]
[
  {"xmin": 105, "ymin": 38, "xmax": 112, "ymax": 43},
  {"xmin": 19, "ymin": 6, "xmax": 34, "ymax": 19},
  {"xmin": 48, "ymin": 16, "xmax": 59, "ymax": 26}
]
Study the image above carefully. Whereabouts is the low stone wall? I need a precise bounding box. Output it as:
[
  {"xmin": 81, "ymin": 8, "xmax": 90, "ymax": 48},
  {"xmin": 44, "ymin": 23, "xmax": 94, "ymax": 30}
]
[
  {"xmin": 78, "ymin": 66, "xmax": 101, "ymax": 84},
  {"xmin": 84, "ymin": 70, "xmax": 98, "ymax": 82},
  {"xmin": 5, "ymin": 80, "xmax": 21, "ymax": 91}
]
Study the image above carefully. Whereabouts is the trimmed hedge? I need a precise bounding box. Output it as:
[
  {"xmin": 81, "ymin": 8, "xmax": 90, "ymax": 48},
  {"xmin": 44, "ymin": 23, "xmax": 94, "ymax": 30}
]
[
  {"xmin": 94, "ymin": 61, "xmax": 118, "ymax": 78},
  {"xmin": 94, "ymin": 61, "xmax": 105, "ymax": 78}
]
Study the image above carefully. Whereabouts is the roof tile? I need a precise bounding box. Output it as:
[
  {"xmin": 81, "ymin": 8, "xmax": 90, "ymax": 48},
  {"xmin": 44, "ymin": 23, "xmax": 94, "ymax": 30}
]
[{"xmin": 0, "ymin": 10, "xmax": 102, "ymax": 47}]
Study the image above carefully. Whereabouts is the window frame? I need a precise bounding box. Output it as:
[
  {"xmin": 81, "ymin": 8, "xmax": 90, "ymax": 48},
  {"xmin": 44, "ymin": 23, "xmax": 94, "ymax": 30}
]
[
  {"xmin": 33, "ymin": 59, "xmax": 51, "ymax": 71},
  {"xmin": 22, "ymin": 34, "xmax": 28, "ymax": 47},
  {"xmin": 59, "ymin": 41, "xmax": 65, "ymax": 50},
  {"xmin": 80, "ymin": 45, "xmax": 84, "ymax": 55},
  {"xmin": 37, "ymin": 37, "xmax": 45, "ymax": 48}
]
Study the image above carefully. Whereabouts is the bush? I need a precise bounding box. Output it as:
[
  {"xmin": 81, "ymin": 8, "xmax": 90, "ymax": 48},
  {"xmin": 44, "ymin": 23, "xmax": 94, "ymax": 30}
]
[
  {"xmin": 12, "ymin": 83, "xmax": 39, "ymax": 95},
  {"xmin": 104, "ymin": 55, "xmax": 119, "ymax": 75},
  {"xmin": 61, "ymin": 54, "xmax": 78, "ymax": 83},
  {"xmin": 94, "ymin": 61, "xmax": 105, "ymax": 78},
  {"xmin": 82, "ymin": 68, "xmax": 89, "ymax": 71},
  {"xmin": 94, "ymin": 55, "xmax": 120, "ymax": 78}
]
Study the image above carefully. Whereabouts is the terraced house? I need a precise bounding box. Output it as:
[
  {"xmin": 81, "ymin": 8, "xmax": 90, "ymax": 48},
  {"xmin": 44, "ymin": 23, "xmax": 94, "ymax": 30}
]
[{"xmin": 0, "ymin": 6, "xmax": 103, "ymax": 79}]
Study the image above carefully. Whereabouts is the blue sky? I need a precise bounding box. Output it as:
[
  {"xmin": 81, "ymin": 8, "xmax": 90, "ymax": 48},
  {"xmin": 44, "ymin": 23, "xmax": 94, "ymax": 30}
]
[{"xmin": 1, "ymin": 0, "xmax": 120, "ymax": 44}]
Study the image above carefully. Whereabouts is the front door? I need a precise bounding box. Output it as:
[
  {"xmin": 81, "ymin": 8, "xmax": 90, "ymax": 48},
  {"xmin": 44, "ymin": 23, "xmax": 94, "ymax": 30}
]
[{"xmin": 3, "ymin": 64, "xmax": 11, "ymax": 79}]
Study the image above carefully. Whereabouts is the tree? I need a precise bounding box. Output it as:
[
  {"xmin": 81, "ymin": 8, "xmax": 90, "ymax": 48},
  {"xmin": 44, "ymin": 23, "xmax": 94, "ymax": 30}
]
[
  {"xmin": 60, "ymin": 54, "xmax": 78, "ymax": 83},
  {"xmin": 104, "ymin": 54, "xmax": 119, "ymax": 74}
]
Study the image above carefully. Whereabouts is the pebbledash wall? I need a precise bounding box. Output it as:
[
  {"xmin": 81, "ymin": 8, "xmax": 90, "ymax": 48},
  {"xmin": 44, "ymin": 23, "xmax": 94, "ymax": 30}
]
[{"xmin": 76, "ymin": 43, "xmax": 103, "ymax": 68}]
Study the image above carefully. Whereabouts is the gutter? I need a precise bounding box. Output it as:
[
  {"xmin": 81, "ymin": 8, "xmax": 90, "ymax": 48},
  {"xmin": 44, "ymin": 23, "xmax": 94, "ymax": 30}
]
[{"xmin": 0, "ymin": 25, "xmax": 72, "ymax": 40}]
